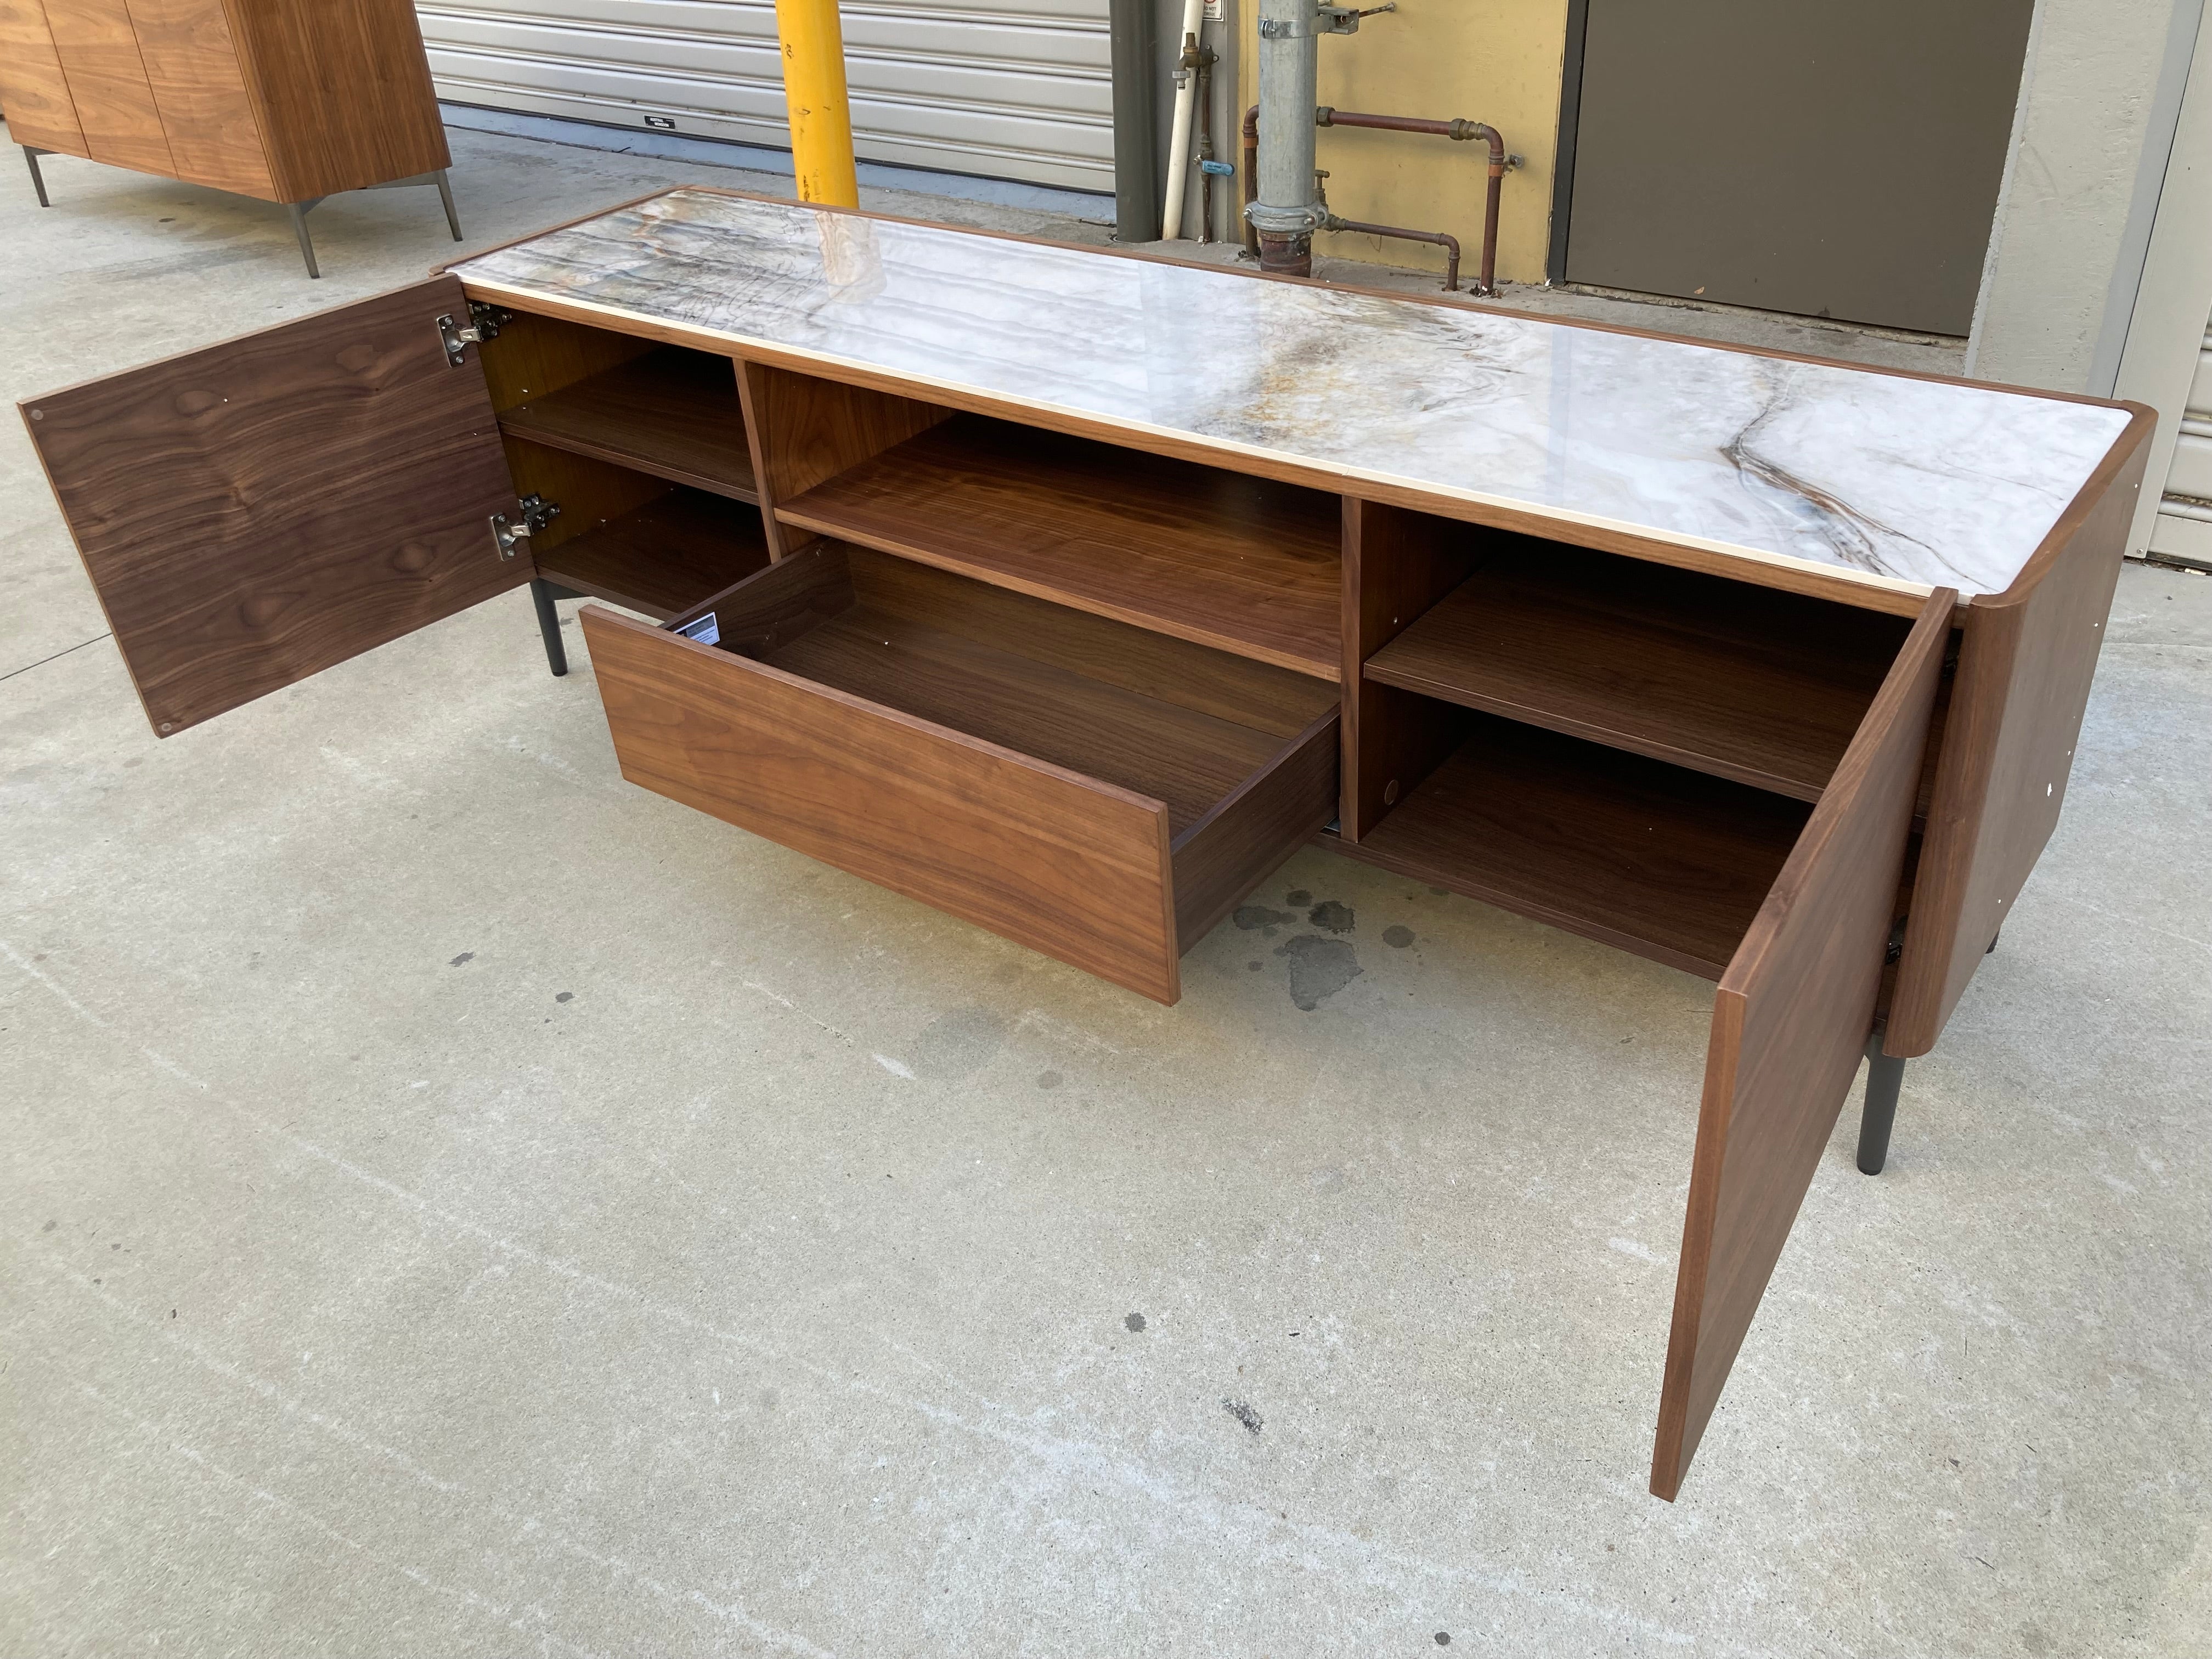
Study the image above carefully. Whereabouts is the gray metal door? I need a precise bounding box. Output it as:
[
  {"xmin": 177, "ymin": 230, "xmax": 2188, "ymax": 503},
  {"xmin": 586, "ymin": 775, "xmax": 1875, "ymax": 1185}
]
[
  {"xmin": 1558, "ymin": 0, "xmax": 2033, "ymax": 335},
  {"xmin": 416, "ymin": 0, "xmax": 1112, "ymax": 194}
]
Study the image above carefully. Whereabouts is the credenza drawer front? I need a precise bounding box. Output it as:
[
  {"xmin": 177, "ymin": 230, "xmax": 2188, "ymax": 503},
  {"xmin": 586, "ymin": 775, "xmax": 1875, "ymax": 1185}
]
[{"xmin": 582, "ymin": 602, "xmax": 1186, "ymax": 1002}]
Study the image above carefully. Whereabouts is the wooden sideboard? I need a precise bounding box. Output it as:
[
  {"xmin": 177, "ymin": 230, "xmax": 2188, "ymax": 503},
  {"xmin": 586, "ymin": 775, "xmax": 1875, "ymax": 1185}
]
[
  {"xmin": 16, "ymin": 188, "xmax": 2152, "ymax": 1498},
  {"xmin": 0, "ymin": 0, "xmax": 456, "ymax": 275}
]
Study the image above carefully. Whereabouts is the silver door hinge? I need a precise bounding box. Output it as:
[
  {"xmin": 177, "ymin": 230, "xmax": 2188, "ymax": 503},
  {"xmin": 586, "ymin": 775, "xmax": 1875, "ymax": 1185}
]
[
  {"xmin": 490, "ymin": 493, "xmax": 558, "ymax": 559},
  {"xmin": 439, "ymin": 301, "xmax": 511, "ymax": 366}
]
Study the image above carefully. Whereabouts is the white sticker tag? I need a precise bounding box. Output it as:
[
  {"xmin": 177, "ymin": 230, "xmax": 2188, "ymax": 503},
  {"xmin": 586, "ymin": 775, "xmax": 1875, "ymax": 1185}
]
[{"xmin": 675, "ymin": 612, "xmax": 720, "ymax": 646}]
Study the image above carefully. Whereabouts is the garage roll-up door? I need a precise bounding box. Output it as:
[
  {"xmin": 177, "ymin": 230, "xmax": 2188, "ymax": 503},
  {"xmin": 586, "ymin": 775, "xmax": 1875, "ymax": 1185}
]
[
  {"xmin": 416, "ymin": 0, "xmax": 1111, "ymax": 194},
  {"xmin": 2148, "ymin": 307, "xmax": 2212, "ymax": 567}
]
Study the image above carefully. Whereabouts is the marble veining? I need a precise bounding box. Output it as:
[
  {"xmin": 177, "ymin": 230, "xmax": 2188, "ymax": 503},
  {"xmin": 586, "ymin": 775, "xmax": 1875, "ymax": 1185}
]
[{"xmin": 453, "ymin": 190, "xmax": 2135, "ymax": 597}]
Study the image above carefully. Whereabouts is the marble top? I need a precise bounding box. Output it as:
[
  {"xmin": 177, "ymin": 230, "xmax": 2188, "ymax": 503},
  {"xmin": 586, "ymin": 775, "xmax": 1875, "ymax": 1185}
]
[{"xmin": 452, "ymin": 189, "xmax": 2135, "ymax": 599}]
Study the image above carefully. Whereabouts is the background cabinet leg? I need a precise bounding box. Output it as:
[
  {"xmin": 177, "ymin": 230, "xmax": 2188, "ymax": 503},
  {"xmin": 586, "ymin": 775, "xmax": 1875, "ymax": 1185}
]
[
  {"xmin": 286, "ymin": 202, "xmax": 320, "ymax": 278},
  {"xmin": 24, "ymin": 146, "xmax": 50, "ymax": 208},
  {"xmin": 435, "ymin": 169, "xmax": 463, "ymax": 241},
  {"xmin": 531, "ymin": 579, "xmax": 568, "ymax": 676},
  {"xmin": 1856, "ymin": 1038, "xmax": 1907, "ymax": 1175}
]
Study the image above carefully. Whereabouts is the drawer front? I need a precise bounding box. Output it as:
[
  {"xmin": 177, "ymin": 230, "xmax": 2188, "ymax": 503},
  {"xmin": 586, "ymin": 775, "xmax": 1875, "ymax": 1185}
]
[{"xmin": 583, "ymin": 604, "xmax": 1184, "ymax": 1003}]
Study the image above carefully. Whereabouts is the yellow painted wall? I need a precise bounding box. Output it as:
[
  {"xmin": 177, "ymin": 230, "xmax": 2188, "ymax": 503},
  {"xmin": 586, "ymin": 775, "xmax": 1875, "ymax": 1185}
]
[{"xmin": 1235, "ymin": 0, "xmax": 1569, "ymax": 286}]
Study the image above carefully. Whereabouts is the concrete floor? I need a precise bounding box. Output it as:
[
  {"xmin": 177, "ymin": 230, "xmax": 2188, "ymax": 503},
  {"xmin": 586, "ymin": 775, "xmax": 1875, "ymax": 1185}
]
[{"xmin": 3, "ymin": 123, "xmax": 2207, "ymax": 1657}]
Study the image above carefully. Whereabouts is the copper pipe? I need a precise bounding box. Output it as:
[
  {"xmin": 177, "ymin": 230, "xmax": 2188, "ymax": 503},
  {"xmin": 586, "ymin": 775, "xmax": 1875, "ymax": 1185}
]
[
  {"xmin": 1327, "ymin": 218, "xmax": 1460, "ymax": 292},
  {"xmin": 1240, "ymin": 104, "xmax": 1260, "ymax": 258},
  {"xmin": 1313, "ymin": 106, "xmax": 1506, "ymax": 296}
]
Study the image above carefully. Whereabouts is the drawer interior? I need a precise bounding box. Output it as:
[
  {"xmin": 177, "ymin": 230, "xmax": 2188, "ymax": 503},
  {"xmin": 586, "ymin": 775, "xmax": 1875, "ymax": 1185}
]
[{"xmin": 690, "ymin": 546, "xmax": 1337, "ymax": 838}]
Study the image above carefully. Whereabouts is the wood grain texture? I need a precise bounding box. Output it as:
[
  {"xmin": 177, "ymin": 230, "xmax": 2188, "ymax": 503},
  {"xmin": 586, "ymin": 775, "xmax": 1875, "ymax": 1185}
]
[
  {"xmin": 221, "ymin": 0, "xmax": 446, "ymax": 201},
  {"xmin": 1651, "ymin": 590, "xmax": 1953, "ymax": 1499},
  {"xmin": 531, "ymin": 487, "xmax": 769, "ymax": 620},
  {"xmin": 19, "ymin": 275, "xmax": 521, "ymax": 736},
  {"xmin": 128, "ymin": 0, "xmax": 272, "ymax": 198},
  {"xmin": 1342, "ymin": 715, "xmax": 1814, "ymax": 979},
  {"xmin": 499, "ymin": 438, "xmax": 672, "ymax": 560},
  {"xmin": 767, "ymin": 591, "xmax": 1279, "ymax": 837},
  {"xmin": 47, "ymin": 0, "xmax": 173, "ymax": 174},
  {"xmin": 499, "ymin": 348, "xmax": 757, "ymax": 503},
  {"xmin": 779, "ymin": 414, "xmax": 1342, "ymax": 678},
  {"xmin": 1342, "ymin": 499, "xmax": 1477, "ymax": 838},
  {"xmin": 1171, "ymin": 708, "xmax": 1340, "ymax": 947},
  {"xmin": 583, "ymin": 603, "xmax": 1184, "ymax": 1004},
  {"xmin": 1366, "ymin": 539, "xmax": 1912, "ymax": 801},
  {"xmin": 1886, "ymin": 411, "xmax": 2154, "ymax": 1056},
  {"xmin": 669, "ymin": 540, "xmax": 854, "ymax": 660},
  {"xmin": 477, "ymin": 308, "xmax": 657, "ymax": 414},
  {"xmin": 0, "ymin": 0, "xmax": 88, "ymax": 153},
  {"xmin": 736, "ymin": 360, "xmax": 949, "ymax": 559}
]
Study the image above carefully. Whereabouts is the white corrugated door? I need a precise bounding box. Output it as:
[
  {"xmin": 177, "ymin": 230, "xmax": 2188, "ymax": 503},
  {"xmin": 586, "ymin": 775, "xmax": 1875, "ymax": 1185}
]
[
  {"xmin": 2149, "ymin": 304, "xmax": 2212, "ymax": 566},
  {"xmin": 416, "ymin": 0, "xmax": 1111, "ymax": 194}
]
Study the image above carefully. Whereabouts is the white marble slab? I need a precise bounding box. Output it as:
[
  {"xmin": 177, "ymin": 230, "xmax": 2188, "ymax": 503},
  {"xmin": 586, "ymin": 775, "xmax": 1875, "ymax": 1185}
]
[{"xmin": 452, "ymin": 189, "xmax": 2136, "ymax": 599}]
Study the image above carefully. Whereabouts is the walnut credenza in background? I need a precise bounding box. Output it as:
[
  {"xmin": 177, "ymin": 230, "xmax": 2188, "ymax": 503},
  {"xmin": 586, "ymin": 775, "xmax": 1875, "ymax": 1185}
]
[{"xmin": 0, "ymin": 0, "xmax": 458, "ymax": 275}]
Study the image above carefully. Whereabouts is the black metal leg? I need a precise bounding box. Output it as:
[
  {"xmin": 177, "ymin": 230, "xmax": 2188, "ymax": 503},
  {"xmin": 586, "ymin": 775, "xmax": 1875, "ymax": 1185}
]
[
  {"xmin": 24, "ymin": 146, "xmax": 50, "ymax": 208},
  {"xmin": 531, "ymin": 579, "xmax": 568, "ymax": 676},
  {"xmin": 1856, "ymin": 1036, "xmax": 1906, "ymax": 1175},
  {"xmin": 286, "ymin": 201, "xmax": 320, "ymax": 278},
  {"xmin": 435, "ymin": 168, "xmax": 462, "ymax": 241}
]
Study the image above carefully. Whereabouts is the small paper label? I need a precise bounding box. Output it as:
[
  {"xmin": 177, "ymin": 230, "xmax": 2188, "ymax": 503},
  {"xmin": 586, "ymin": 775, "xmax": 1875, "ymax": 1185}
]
[
  {"xmin": 675, "ymin": 612, "xmax": 720, "ymax": 646},
  {"xmin": 1204, "ymin": 0, "xmax": 1224, "ymax": 18},
  {"xmin": 644, "ymin": 115, "xmax": 676, "ymax": 130}
]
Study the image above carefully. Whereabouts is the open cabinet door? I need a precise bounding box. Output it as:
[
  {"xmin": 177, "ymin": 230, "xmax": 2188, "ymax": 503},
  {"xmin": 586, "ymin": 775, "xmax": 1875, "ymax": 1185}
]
[
  {"xmin": 20, "ymin": 277, "xmax": 521, "ymax": 737},
  {"xmin": 1650, "ymin": 589, "xmax": 1954, "ymax": 1500}
]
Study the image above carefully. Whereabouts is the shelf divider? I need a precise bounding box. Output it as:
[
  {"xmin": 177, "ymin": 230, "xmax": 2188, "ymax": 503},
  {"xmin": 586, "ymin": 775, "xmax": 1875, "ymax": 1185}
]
[
  {"xmin": 1363, "ymin": 546, "xmax": 1913, "ymax": 801},
  {"xmin": 498, "ymin": 348, "xmax": 758, "ymax": 503},
  {"xmin": 1335, "ymin": 714, "xmax": 1813, "ymax": 979},
  {"xmin": 775, "ymin": 414, "xmax": 1342, "ymax": 680}
]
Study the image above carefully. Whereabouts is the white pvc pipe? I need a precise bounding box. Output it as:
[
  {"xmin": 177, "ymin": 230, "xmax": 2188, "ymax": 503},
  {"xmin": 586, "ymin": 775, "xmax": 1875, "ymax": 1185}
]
[{"xmin": 1160, "ymin": 0, "xmax": 1206, "ymax": 239}]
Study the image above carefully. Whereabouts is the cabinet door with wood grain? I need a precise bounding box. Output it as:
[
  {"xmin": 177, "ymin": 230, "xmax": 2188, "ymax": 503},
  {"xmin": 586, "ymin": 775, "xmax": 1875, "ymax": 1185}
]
[
  {"xmin": 128, "ymin": 0, "xmax": 274, "ymax": 198},
  {"xmin": 20, "ymin": 276, "xmax": 524, "ymax": 737},
  {"xmin": 44, "ymin": 0, "xmax": 174, "ymax": 175},
  {"xmin": 1650, "ymin": 589, "xmax": 1953, "ymax": 1500},
  {"xmin": 0, "ymin": 0, "xmax": 87, "ymax": 154}
]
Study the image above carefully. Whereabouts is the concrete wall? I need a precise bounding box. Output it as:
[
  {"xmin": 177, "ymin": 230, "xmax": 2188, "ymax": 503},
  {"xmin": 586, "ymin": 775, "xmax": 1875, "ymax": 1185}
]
[
  {"xmin": 1233, "ymin": 0, "xmax": 1568, "ymax": 285},
  {"xmin": 1967, "ymin": 0, "xmax": 2204, "ymax": 392}
]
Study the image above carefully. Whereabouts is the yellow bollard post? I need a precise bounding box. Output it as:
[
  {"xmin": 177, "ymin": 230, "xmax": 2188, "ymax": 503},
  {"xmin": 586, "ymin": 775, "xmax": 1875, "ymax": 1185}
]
[{"xmin": 775, "ymin": 0, "xmax": 860, "ymax": 207}]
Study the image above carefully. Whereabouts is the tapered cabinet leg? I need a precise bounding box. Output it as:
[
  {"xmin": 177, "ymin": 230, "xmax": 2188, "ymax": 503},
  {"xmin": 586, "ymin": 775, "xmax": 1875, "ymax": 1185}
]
[
  {"xmin": 531, "ymin": 579, "xmax": 568, "ymax": 676},
  {"xmin": 24, "ymin": 147, "xmax": 50, "ymax": 208},
  {"xmin": 287, "ymin": 202, "xmax": 320, "ymax": 278},
  {"xmin": 435, "ymin": 169, "xmax": 462, "ymax": 241},
  {"xmin": 1855, "ymin": 1038, "xmax": 1907, "ymax": 1175}
]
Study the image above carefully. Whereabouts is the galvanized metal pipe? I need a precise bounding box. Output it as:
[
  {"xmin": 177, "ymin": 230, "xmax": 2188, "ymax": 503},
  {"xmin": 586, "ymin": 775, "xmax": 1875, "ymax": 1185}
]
[{"xmin": 1247, "ymin": 0, "xmax": 1325, "ymax": 274}]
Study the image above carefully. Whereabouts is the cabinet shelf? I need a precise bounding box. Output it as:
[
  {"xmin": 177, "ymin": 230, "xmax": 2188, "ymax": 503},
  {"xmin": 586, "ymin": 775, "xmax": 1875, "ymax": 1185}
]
[
  {"xmin": 1336, "ymin": 714, "xmax": 1813, "ymax": 979},
  {"xmin": 534, "ymin": 488, "xmax": 770, "ymax": 621},
  {"xmin": 1363, "ymin": 545, "xmax": 1914, "ymax": 800},
  {"xmin": 498, "ymin": 348, "xmax": 758, "ymax": 503},
  {"xmin": 775, "ymin": 415, "xmax": 1342, "ymax": 680}
]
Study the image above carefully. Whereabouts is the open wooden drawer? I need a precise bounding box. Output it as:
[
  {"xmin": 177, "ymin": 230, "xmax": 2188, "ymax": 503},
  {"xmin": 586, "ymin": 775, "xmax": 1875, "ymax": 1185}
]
[{"xmin": 581, "ymin": 545, "xmax": 1341, "ymax": 1003}]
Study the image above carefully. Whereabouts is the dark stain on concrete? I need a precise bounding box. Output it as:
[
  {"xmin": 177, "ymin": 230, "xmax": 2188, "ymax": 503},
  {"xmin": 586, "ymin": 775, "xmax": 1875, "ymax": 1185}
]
[
  {"xmin": 1308, "ymin": 900, "xmax": 1355, "ymax": 934},
  {"xmin": 1234, "ymin": 905, "xmax": 1296, "ymax": 936},
  {"xmin": 1285, "ymin": 888, "xmax": 1312, "ymax": 906},
  {"xmin": 1222, "ymin": 1397, "xmax": 1263, "ymax": 1434},
  {"xmin": 42, "ymin": 1220, "xmax": 55, "ymax": 1232},
  {"xmin": 1125, "ymin": 1312, "xmax": 1147, "ymax": 1332},
  {"xmin": 1247, "ymin": 960, "xmax": 1263, "ymax": 971},
  {"xmin": 448, "ymin": 952, "xmax": 475, "ymax": 967},
  {"xmin": 1036, "ymin": 1070, "xmax": 1063, "ymax": 1090},
  {"xmin": 555, "ymin": 991, "xmax": 574, "ymax": 1003},
  {"xmin": 910, "ymin": 1006, "xmax": 1006, "ymax": 1080},
  {"xmin": 1383, "ymin": 924, "xmax": 1417, "ymax": 949},
  {"xmin": 1275, "ymin": 934, "xmax": 1362, "ymax": 1010}
]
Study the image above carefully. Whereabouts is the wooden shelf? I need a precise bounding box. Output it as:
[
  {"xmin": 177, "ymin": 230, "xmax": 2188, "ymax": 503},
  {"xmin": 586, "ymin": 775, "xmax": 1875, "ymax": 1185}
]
[
  {"xmin": 498, "ymin": 348, "xmax": 758, "ymax": 502},
  {"xmin": 534, "ymin": 488, "xmax": 770, "ymax": 620},
  {"xmin": 1363, "ymin": 545, "xmax": 1912, "ymax": 800},
  {"xmin": 1336, "ymin": 715, "xmax": 1812, "ymax": 979},
  {"xmin": 764, "ymin": 551, "xmax": 1314, "ymax": 836},
  {"xmin": 775, "ymin": 415, "xmax": 1342, "ymax": 680}
]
